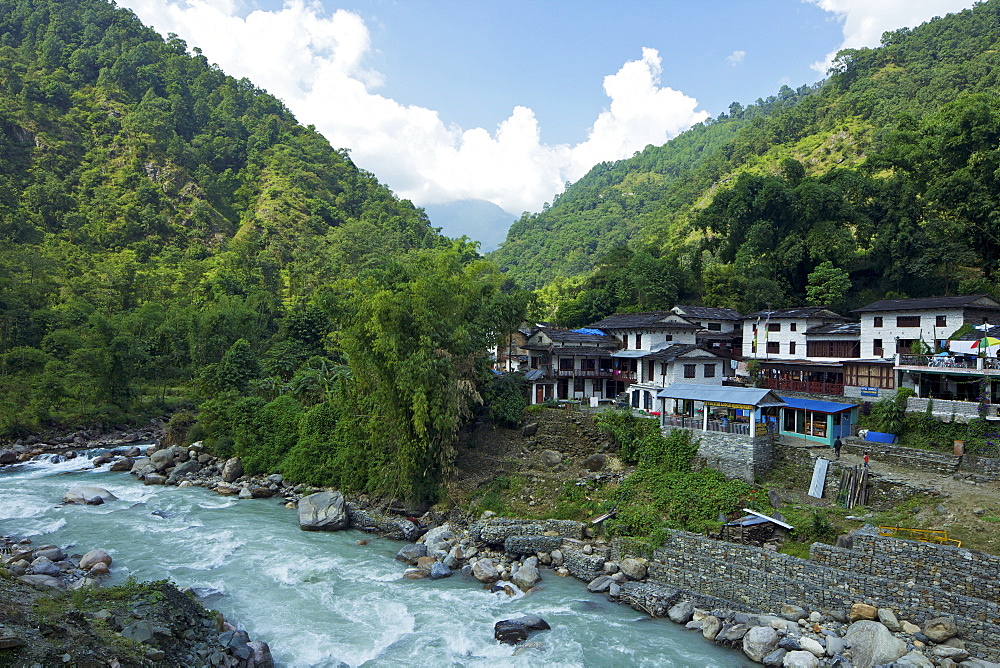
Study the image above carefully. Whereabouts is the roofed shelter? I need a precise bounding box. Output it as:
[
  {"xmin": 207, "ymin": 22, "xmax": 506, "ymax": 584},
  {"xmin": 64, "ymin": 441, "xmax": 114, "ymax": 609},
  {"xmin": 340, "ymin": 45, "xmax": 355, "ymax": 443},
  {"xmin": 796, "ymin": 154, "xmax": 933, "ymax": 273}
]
[{"xmin": 657, "ymin": 383, "xmax": 786, "ymax": 436}]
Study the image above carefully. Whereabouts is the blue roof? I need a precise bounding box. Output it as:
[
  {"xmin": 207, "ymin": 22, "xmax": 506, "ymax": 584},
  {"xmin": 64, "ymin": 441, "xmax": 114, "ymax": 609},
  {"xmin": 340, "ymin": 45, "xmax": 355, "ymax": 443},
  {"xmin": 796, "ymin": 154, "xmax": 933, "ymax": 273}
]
[
  {"xmin": 573, "ymin": 328, "xmax": 606, "ymax": 336},
  {"xmin": 779, "ymin": 396, "xmax": 857, "ymax": 414}
]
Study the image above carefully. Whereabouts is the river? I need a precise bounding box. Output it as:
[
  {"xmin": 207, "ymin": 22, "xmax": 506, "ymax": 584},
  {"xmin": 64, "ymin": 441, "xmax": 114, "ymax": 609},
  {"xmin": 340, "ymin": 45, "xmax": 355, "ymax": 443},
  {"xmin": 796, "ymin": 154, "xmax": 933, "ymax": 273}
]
[{"xmin": 0, "ymin": 452, "xmax": 742, "ymax": 667}]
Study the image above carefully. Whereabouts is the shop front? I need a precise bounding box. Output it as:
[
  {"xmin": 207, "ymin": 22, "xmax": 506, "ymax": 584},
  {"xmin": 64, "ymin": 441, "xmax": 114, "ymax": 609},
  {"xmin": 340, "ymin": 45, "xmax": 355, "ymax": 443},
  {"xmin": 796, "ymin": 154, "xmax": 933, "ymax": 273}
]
[{"xmin": 777, "ymin": 396, "xmax": 857, "ymax": 446}]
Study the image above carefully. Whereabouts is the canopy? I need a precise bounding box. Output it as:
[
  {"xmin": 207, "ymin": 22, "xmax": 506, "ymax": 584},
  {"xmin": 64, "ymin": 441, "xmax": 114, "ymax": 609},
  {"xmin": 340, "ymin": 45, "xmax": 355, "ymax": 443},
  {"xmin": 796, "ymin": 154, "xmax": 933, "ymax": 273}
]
[
  {"xmin": 779, "ymin": 396, "xmax": 857, "ymax": 414},
  {"xmin": 657, "ymin": 383, "xmax": 787, "ymax": 408}
]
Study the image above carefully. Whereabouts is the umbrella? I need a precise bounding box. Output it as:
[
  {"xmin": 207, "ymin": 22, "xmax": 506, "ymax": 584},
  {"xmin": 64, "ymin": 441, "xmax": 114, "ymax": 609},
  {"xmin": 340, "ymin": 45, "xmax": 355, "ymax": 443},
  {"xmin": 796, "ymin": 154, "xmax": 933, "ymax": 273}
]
[{"xmin": 971, "ymin": 337, "xmax": 1000, "ymax": 349}]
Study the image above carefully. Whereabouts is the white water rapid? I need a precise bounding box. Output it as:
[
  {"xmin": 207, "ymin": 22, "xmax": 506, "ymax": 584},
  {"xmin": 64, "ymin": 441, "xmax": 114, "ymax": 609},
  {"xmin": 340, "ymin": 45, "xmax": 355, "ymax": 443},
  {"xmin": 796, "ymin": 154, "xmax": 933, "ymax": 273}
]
[{"xmin": 0, "ymin": 452, "xmax": 742, "ymax": 667}]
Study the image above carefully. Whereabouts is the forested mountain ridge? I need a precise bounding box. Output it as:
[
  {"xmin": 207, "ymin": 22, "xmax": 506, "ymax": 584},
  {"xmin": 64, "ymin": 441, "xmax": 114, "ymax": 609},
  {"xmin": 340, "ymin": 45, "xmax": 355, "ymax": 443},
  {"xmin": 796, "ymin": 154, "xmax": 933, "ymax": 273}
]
[
  {"xmin": 492, "ymin": 1, "xmax": 1000, "ymax": 325},
  {"xmin": 0, "ymin": 0, "xmax": 528, "ymax": 501}
]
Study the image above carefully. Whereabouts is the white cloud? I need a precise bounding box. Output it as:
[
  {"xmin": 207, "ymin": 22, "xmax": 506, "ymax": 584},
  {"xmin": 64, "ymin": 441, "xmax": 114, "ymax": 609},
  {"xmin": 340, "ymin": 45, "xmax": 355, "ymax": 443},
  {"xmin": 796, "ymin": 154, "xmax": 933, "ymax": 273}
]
[
  {"xmin": 726, "ymin": 50, "xmax": 746, "ymax": 66},
  {"xmin": 807, "ymin": 0, "xmax": 978, "ymax": 74},
  {"xmin": 118, "ymin": 0, "xmax": 707, "ymax": 214}
]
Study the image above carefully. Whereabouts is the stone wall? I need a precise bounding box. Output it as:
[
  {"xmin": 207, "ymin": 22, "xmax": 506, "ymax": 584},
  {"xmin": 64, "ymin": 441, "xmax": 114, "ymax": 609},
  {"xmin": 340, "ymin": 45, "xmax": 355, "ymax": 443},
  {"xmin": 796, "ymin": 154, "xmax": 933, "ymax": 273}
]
[
  {"xmin": 772, "ymin": 442, "xmax": 941, "ymax": 509},
  {"xmin": 841, "ymin": 439, "xmax": 961, "ymax": 475},
  {"xmin": 615, "ymin": 530, "xmax": 1000, "ymax": 662},
  {"xmin": 907, "ymin": 397, "xmax": 982, "ymax": 423},
  {"xmin": 960, "ymin": 454, "xmax": 1000, "ymax": 477},
  {"xmin": 670, "ymin": 427, "xmax": 773, "ymax": 482}
]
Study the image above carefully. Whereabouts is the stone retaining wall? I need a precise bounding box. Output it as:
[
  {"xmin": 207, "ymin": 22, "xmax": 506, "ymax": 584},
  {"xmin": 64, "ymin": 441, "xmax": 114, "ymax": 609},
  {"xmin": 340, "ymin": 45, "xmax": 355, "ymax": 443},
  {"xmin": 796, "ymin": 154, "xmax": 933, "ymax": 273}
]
[
  {"xmin": 960, "ymin": 454, "xmax": 1000, "ymax": 477},
  {"xmin": 841, "ymin": 439, "xmax": 961, "ymax": 475},
  {"xmin": 560, "ymin": 543, "xmax": 609, "ymax": 582},
  {"xmin": 671, "ymin": 427, "xmax": 773, "ymax": 483},
  {"xmin": 615, "ymin": 530, "xmax": 1000, "ymax": 661},
  {"xmin": 470, "ymin": 518, "xmax": 583, "ymax": 546},
  {"xmin": 907, "ymin": 397, "xmax": 982, "ymax": 422},
  {"xmin": 772, "ymin": 443, "xmax": 941, "ymax": 509},
  {"xmin": 346, "ymin": 504, "xmax": 420, "ymax": 541}
]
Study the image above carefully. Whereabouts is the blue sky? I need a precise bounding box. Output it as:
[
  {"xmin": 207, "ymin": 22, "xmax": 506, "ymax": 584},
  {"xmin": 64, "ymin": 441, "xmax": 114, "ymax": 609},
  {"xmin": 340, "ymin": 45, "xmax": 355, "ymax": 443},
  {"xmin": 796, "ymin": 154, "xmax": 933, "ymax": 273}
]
[{"xmin": 120, "ymin": 0, "xmax": 977, "ymax": 216}]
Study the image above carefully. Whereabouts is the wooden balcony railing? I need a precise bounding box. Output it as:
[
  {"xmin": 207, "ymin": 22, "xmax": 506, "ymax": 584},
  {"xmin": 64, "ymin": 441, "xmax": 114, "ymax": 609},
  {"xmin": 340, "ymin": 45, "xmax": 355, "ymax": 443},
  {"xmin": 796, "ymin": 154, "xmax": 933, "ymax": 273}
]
[{"xmin": 760, "ymin": 378, "xmax": 844, "ymax": 396}]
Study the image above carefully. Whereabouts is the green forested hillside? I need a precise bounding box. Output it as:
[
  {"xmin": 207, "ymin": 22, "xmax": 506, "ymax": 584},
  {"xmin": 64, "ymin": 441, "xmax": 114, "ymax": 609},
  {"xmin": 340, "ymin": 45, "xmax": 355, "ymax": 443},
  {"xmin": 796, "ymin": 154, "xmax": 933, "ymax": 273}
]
[
  {"xmin": 0, "ymin": 0, "xmax": 528, "ymax": 500},
  {"xmin": 493, "ymin": 1, "xmax": 1000, "ymax": 323}
]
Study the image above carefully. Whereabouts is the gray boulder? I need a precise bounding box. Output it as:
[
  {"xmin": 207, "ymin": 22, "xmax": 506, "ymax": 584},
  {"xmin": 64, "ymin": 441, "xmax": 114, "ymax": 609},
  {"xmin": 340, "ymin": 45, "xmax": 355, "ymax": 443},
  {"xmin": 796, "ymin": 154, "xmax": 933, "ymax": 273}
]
[
  {"xmin": 844, "ymin": 620, "xmax": 906, "ymax": 667},
  {"xmin": 109, "ymin": 457, "xmax": 134, "ymax": 472},
  {"xmin": 0, "ymin": 449, "xmax": 16, "ymax": 465},
  {"xmin": 30, "ymin": 556, "xmax": 61, "ymax": 576},
  {"xmin": 587, "ymin": 575, "xmax": 613, "ymax": 593},
  {"xmin": 395, "ymin": 543, "xmax": 427, "ymax": 565},
  {"xmin": 781, "ymin": 604, "xmax": 808, "ymax": 621},
  {"xmin": 166, "ymin": 459, "xmax": 201, "ymax": 484},
  {"xmin": 298, "ymin": 491, "xmax": 348, "ymax": 531},
  {"xmin": 877, "ymin": 607, "xmax": 901, "ymax": 632},
  {"xmin": 429, "ymin": 562, "xmax": 452, "ymax": 580},
  {"xmin": 539, "ymin": 449, "xmax": 562, "ymax": 467},
  {"xmin": 34, "ymin": 547, "xmax": 65, "ymax": 562},
  {"xmin": 494, "ymin": 620, "xmax": 529, "ymax": 645},
  {"xmin": 896, "ymin": 649, "xmax": 934, "ymax": 668},
  {"xmin": 149, "ymin": 448, "xmax": 175, "ymax": 472},
  {"xmin": 783, "ymin": 650, "xmax": 818, "ymax": 668},
  {"xmin": 742, "ymin": 625, "xmax": 779, "ymax": 663},
  {"xmin": 619, "ymin": 557, "xmax": 647, "ymax": 581},
  {"xmin": 247, "ymin": 641, "xmax": 274, "ymax": 668},
  {"xmin": 143, "ymin": 473, "xmax": 167, "ymax": 485},
  {"xmin": 221, "ymin": 457, "xmax": 244, "ymax": 483},
  {"xmin": 63, "ymin": 486, "xmax": 117, "ymax": 505},
  {"xmin": 472, "ymin": 558, "xmax": 499, "ymax": 583},
  {"xmin": 19, "ymin": 574, "xmax": 65, "ymax": 589},
  {"xmin": 922, "ymin": 616, "xmax": 958, "ymax": 643},
  {"xmin": 763, "ymin": 648, "xmax": 787, "ymax": 666},
  {"xmin": 668, "ymin": 600, "xmax": 694, "ymax": 624},
  {"xmin": 512, "ymin": 558, "xmax": 540, "ymax": 591},
  {"xmin": 583, "ymin": 453, "xmax": 607, "ymax": 471},
  {"xmin": 701, "ymin": 615, "xmax": 722, "ymax": 641}
]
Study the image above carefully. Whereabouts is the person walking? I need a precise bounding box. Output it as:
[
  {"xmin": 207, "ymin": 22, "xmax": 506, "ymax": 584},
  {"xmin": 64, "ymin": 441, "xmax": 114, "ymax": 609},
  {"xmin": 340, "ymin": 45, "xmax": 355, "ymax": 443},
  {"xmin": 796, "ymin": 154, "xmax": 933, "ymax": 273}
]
[
  {"xmin": 833, "ymin": 436, "xmax": 842, "ymax": 460},
  {"xmin": 863, "ymin": 451, "xmax": 870, "ymax": 468}
]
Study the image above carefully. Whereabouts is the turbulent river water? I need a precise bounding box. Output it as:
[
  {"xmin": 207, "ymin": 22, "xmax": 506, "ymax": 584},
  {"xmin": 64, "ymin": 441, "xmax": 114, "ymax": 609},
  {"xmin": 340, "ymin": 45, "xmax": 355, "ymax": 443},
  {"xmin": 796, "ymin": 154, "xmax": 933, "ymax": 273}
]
[{"xmin": 0, "ymin": 452, "xmax": 742, "ymax": 667}]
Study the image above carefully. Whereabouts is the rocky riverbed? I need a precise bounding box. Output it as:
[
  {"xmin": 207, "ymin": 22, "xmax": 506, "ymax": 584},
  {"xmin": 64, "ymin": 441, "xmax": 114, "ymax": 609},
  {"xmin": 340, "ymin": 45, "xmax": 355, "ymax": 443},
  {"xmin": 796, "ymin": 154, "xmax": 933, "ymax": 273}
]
[{"xmin": 4, "ymin": 424, "xmax": 1000, "ymax": 667}]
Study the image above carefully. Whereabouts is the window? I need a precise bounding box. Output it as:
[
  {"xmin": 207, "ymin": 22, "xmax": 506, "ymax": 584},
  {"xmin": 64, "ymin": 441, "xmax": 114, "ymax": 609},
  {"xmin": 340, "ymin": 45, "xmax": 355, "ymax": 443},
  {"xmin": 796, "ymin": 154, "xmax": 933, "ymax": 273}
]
[
  {"xmin": 936, "ymin": 315, "xmax": 947, "ymax": 327},
  {"xmin": 767, "ymin": 342, "xmax": 780, "ymax": 354},
  {"xmin": 897, "ymin": 316, "xmax": 920, "ymax": 327},
  {"xmin": 703, "ymin": 364, "xmax": 716, "ymax": 378},
  {"xmin": 874, "ymin": 316, "xmax": 883, "ymax": 327},
  {"xmin": 660, "ymin": 363, "xmax": 668, "ymax": 376},
  {"xmin": 581, "ymin": 358, "xmax": 596, "ymax": 371},
  {"xmin": 635, "ymin": 333, "xmax": 642, "ymax": 348},
  {"xmin": 684, "ymin": 364, "xmax": 696, "ymax": 378},
  {"xmin": 643, "ymin": 391, "xmax": 652, "ymax": 410},
  {"xmin": 844, "ymin": 363, "xmax": 894, "ymax": 389},
  {"xmin": 806, "ymin": 341, "xmax": 861, "ymax": 358},
  {"xmin": 646, "ymin": 361, "xmax": 654, "ymax": 382},
  {"xmin": 622, "ymin": 334, "xmax": 629, "ymax": 349},
  {"xmin": 767, "ymin": 323, "xmax": 781, "ymax": 332},
  {"xmin": 707, "ymin": 322, "xmax": 722, "ymax": 331},
  {"xmin": 559, "ymin": 358, "xmax": 574, "ymax": 371},
  {"xmin": 788, "ymin": 341, "xmax": 796, "ymax": 355},
  {"xmin": 873, "ymin": 339, "xmax": 884, "ymax": 356},
  {"xmin": 790, "ymin": 323, "xmax": 797, "ymax": 332},
  {"xmin": 665, "ymin": 334, "xmax": 673, "ymax": 341},
  {"xmin": 574, "ymin": 378, "xmax": 585, "ymax": 393}
]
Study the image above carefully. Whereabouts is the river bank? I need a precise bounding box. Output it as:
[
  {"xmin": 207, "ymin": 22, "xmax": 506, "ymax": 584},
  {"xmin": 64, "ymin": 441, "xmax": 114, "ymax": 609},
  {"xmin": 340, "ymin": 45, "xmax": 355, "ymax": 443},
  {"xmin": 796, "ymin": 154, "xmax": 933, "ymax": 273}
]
[{"xmin": 3, "ymin": 423, "xmax": 1000, "ymax": 666}]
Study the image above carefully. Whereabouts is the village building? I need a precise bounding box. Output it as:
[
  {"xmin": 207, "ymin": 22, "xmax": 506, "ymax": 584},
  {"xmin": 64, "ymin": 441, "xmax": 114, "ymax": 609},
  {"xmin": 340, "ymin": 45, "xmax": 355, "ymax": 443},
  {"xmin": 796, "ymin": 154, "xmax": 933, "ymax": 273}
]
[{"xmin": 522, "ymin": 328, "xmax": 621, "ymax": 404}]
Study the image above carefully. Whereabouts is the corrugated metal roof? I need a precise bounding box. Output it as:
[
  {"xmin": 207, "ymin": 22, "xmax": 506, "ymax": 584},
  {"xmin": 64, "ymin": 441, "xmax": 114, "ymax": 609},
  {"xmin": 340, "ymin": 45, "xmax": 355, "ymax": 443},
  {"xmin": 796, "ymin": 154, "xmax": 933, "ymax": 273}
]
[
  {"xmin": 672, "ymin": 305, "xmax": 744, "ymax": 321},
  {"xmin": 806, "ymin": 323, "xmax": 861, "ymax": 336},
  {"xmin": 746, "ymin": 307, "xmax": 847, "ymax": 320},
  {"xmin": 779, "ymin": 395, "xmax": 857, "ymax": 414},
  {"xmin": 589, "ymin": 312, "xmax": 699, "ymax": 330},
  {"xmin": 656, "ymin": 383, "xmax": 787, "ymax": 407},
  {"xmin": 853, "ymin": 294, "xmax": 1000, "ymax": 313},
  {"xmin": 611, "ymin": 349, "xmax": 650, "ymax": 358}
]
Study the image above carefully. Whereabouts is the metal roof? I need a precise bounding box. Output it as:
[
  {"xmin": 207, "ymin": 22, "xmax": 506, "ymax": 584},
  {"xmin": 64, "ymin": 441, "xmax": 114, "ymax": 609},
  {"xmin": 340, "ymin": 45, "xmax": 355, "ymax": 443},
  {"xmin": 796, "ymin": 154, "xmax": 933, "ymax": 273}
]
[
  {"xmin": 656, "ymin": 383, "xmax": 787, "ymax": 407},
  {"xmin": 589, "ymin": 312, "xmax": 699, "ymax": 330},
  {"xmin": 853, "ymin": 294, "xmax": 1000, "ymax": 313},
  {"xmin": 779, "ymin": 395, "xmax": 857, "ymax": 414},
  {"xmin": 672, "ymin": 305, "xmax": 744, "ymax": 321},
  {"xmin": 611, "ymin": 349, "xmax": 650, "ymax": 358},
  {"xmin": 806, "ymin": 323, "xmax": 861, "ymax": 336},
  {"xmin": 746, "ymin": 307, "xmax": 848, "ymax": 320},
  {"xmin": 646, "ymin": 344, "xmax": 719, "ymax": 362}
]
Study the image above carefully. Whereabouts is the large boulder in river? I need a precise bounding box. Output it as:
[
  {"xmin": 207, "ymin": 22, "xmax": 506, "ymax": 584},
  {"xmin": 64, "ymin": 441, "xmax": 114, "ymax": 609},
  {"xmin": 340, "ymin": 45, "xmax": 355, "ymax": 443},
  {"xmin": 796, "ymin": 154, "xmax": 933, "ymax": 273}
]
[
  {"xmin": 79, "ymin": 549, "xmax": 112, "ymax": 571},
  {"xmin": 844, "ymin": 620, "xmax": 907, "ymax": 667},
  {"xmin": 512, "ymin": 557, "xmax": 540, "ymax": 591},
  {"xmin": 221, "ymin": 457, "xmax": 244, "ymax": 483},
  {"xmin": 63, "ymin": 486, "xmax": 117, "ymax": 505},
  {"xmin": 166, "ymin": 459, "xmax": 201, "ymax": 484},
  {"xmin": 149, "ymin": 447, "xmax": 175, "ymax": 473},
  {"xmin": 298, "ymin": 491, "xmax": 348, "ymax": 531},
  {"xmin": 1, "ymin": 449, "xmax": 18, "ymax": 464}
]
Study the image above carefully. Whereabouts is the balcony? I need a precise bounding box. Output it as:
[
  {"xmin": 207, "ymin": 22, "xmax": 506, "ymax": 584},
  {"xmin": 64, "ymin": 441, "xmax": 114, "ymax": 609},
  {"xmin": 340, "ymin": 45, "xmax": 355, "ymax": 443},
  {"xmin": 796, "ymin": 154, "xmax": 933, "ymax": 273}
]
[
  {"xmin": 760, "ymin": 378, "xmax": 844, "ymax": 396},
  {"xmin": 555, "ymin": 369, "xmax": 615, "ymax": 379},
  {"xmin": 898, "ymin": 355, "xmax": 996, "ymax": 373}
]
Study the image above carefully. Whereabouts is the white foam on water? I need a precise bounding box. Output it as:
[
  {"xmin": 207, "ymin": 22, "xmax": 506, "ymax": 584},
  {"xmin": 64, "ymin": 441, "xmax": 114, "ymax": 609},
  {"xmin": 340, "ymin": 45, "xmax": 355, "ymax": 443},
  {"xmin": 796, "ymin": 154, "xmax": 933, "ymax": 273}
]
[
  {"xmin": 15, "ymin": 516, "xmax": 67, "ymax": 537},
  {"xmin": 197, "ymin": 497, "xmax": 237, "ymax": 510}
]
